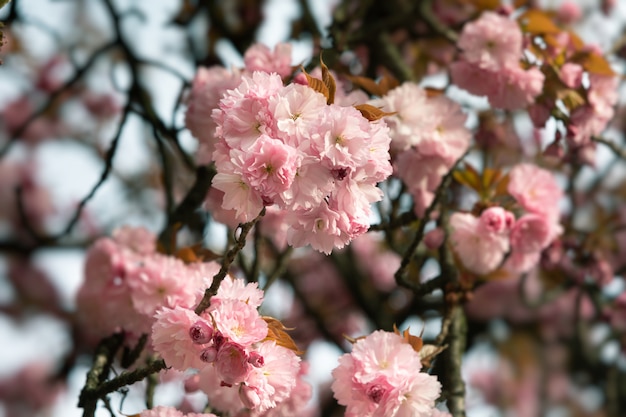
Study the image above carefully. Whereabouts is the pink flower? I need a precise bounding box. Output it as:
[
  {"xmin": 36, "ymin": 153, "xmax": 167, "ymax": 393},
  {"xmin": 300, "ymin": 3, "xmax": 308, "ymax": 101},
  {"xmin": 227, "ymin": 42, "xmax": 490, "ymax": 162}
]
[
  {"xmin": 244, "ymin": 43, "xmax": 293, "ymax": 77},
  {"xmin": 559, "ymin": 63, "xmax": 583, "ymax": 88},
  {"xmin": 211, "ymin": 172, "xmax": 264, "ymax": 222},
  {"xmin": 212, "ymin": 72, "xmax": 283, "ymax": 150},
  {"xmin": 209, "ymin": 299, "xmax": 268, "ymax": 346},
  {"xmin": 373, "ymin": 82, "xmax": 429, "ymax": 151},
  {"xmin": 374, "ymin": 373, "xmax": 442, "ymax": 417},
  {"xmin": 112, "ymin": 226, "xmax": 156, "ymax": 255},
  {"xmin": 140, "ymin": 406, "xmax": 184, "ymax": 417},
  {"xmin": 199, "ymin": 367, "xmax": 246, "ymax": 414},
  {"xmin": 214, "ymin": 277, "xmax": 264, "ymax": 308},
  {"xmin": 449, "ymin": 212, "xmax": 510, "ymax": 275},
  {"xmin": 185, "ymin": 66, "xmax": 242, "ymax": 163},
  {"xmin": 269, "ymin": 82, "xmax": 327, "ymax": 146},
  {"xmin": 126, "ymin": 255, "xmax": 203, "ymax": 316},
  {"xmin": 245, "ymin": 341, "xmax": 301, "ymax": 412},
  {"xmin": 152, "ymin": 306, "xmax": 209, "ymax": 371},
  {"xmin": 250, "ymin": 361, "xmax": 313, "ymax": 417},
  {"xmin": 215, "ymin": 342, "xmax": 251, "ymax": 385},
  {"xmin": 557, "ymin": 1, "xmax": 582, "ymax": 24},
  {"xmin": 449, "ymin": 61, "xmax": 497, "ymax": 98},
  {"xmin": 489, "ymin": 65, "xmax": 545, "ymax": 110},
  {"xmin": 478, "ymin": 206, "xmax": 515, "ymax": 234},
  {"xmin": 457, "ymin": 11, "xmax": 522, "ymax": 70},
  {"xmin": 241, "ymin": 135, "xmax": 301, "ymax": 204},
  {"xmin": 424, "ymin": 228, "xmax": 446, "ymax": 250},
  {"xmin": 376, "ymin": 83, "xmax": 470, "ymax": 161},
  {"xmin": 394, "ymin": 148, "xmax": 449, "ymax": 216},
  {"xmin": 286, "ymin": 203, "xmax": 351, "ymax": 254},
  {"xmin": 450, "ymin": 62, "xmax": 544, "ymax": 110},
  {"xmin": 331, "ymin": 331, "xmax": 440, "ymax": 417},
  {"xmin": 509, "ymin": 214, "xmax": 552, "ymax": 253},
  {"xmin": 507, "ymin": 163, "xmax": 563, "ymax": 222}
]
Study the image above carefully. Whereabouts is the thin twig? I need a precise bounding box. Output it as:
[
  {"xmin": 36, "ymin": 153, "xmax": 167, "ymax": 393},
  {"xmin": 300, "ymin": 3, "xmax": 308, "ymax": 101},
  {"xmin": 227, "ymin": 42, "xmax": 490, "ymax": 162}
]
[{"xmin": 194, "ymin": 208, "xmax": 266, "ymax": 315}]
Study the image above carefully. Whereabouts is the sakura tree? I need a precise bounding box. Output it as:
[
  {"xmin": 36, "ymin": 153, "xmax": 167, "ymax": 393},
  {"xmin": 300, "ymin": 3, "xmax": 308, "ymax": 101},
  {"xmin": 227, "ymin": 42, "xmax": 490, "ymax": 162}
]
[{"xmin": 1, "ymin": 1, "xmax": 626, "ymax": 417}]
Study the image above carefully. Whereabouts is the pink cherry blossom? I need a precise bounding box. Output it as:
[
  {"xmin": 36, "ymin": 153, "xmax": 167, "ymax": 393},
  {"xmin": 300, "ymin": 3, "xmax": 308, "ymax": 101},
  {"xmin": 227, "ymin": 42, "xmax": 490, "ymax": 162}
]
[
  {"xmin": 397, "ymin": 153, "xmax": 449, "ymax": 215},
  {"xmin": 244, "ymin": 340, "xmax": 301, "ymax": 412},
  {"xmin": 211, "ymin": 172, "xmax": 264, "ymax": 222},
  {"xmin": 449, "ymin": 212, "xmax": 510, "ymax": 276},
  {"xmin": 241, "ymin": 134, "xmax": 301, "ymax": 204},
  {"xmin": 244, "ymin": 43, "xmax": 293, "ymax": 77},
  {"xmin": 199, "ymin": 366, "xmax": 246, "ymax": 414},
  {"xmin": 507, "ymin": 163, "xmax": 563, "ymax": 222},
  {"xmin": 559, "ymin": 63, "xmax": 583, "ymax": 88},
  {"xmin": 332, "ymin": 330, "xmax": 441, "ymax": 417},
  {"xmin": 374, "ymin": 373, "xmax": 442, "ymax": 417},
  {"xmin": 286, "ymin": 203, "xmax": 351, "ymax": 254},
  {"xmin": 209, "ymin": 299, "xmax": 268, "ymax": 346},
  {"xmin": 457, "ymin": 11, "xmax": 523, "ymax": 70},
  {"xmin": 509, "ymin": 214, "xmax": 553, "ymax": 253},
  {"xmin": 152, "ymin": 306, "xmax": 209, "ymax": 371},
  {"xmin": 214, "ymin": 277, "xmax": 264, "ymax": 308},
  {"xmin": 126, "ymin": 254, "xmax": 203, "ymax": 316},
  {"xmin": 478, "ymin": 206, "xmax": 515, "ymax": 235},
  {"xmin": 215, "ymin": 341, "xmax": 251, "ymax": 385},
  {"xmin": 268, "ymin": 82, "xmax": 328, "ymax": 146},
  {"xmin": 111, "ymin": 226, "xmax": 156, "ymax": 255},
  {"xmin": 185, "ymin": 66, "xmax": 242, "ymax": 163},
  {"xmin": 488, "ymin": 65, "xmax": 545, "ymax": 110}
]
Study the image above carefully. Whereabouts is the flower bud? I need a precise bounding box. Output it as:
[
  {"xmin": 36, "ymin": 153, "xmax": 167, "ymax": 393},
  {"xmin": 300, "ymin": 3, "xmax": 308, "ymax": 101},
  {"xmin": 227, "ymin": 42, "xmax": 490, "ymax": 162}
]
[
  {"xmin": 247, "ymin": 351, "xmax": 265, "ymax": 368},
  {"xmin": 184, "ymin": 374, "xmax": 200, "ymax": 393},
  {"xmin": 239, "ymin": 384, "xmax": 261, "ymax": 409},
  {"xmin": 189, "ymin": 320, "xmax": 213, "ymax": 344},
  {"xmin": 200, "ymin": 346, "xmax": 218, "ymax": 363},
  {"xmin": 216, "ymin": 342, "xmax": 249, "ymax": 384}
]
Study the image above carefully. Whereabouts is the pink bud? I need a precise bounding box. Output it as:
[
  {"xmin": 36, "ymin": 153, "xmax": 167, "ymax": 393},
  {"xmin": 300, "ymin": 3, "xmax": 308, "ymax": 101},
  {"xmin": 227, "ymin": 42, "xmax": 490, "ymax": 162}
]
[
  {"xmin": 189, "ymin": 321, "xmax": 213, "ymax": 344},
  {"xmin": 200, "ymin": 346, "xmax": 218, "ymax": 363},
  {"xmin": 559, "ymin": 63, "xmax": 583, "ymax": 89},
  {"xmin": 215, "ymin": 342, "xmax": 250, "ymax": 384},
  {"xmin": 424, "ymin": 228, "xmax": 445, "ymax": 250},
  {"xmin": 292, "ymin": 72, "xmax": 308, "ymax": 85},
  {"xmin": 247, "ymin": 351, "xmax": 264, "ymax": 368},
  {"xmin": 239, "ymin": 384, "xmax": 261, "ymax": 409},
  {"xmin": 478, "ymin": 207, "xmax": 511, "ymax": 234},
  {"xmin": 184, "ymin": 374, "xmax": 200, "ymax": 393},
  {"xmin": 212, "ymin": 331, "xmax": 226, "ymax": 349}
]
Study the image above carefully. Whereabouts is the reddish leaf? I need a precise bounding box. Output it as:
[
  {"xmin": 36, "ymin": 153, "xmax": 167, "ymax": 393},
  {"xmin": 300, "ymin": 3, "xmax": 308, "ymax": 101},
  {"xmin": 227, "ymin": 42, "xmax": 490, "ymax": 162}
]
[
  {"xmin": 300, "ymin": 66, "xmax": 330, "ymax": 102},
  {"xmin": 453, "ymin": 164, "xmax": 481, "ymax": 192},
  {"xmin": 572, "ymin": 51, "xmax": 616, "ymax": 76},
  {"xmin": 354, "ymin": 104, "xmax": 395, "ymax": 121},
  {"xmin": 466, "ymin": 0, "xmax": 501, "ymax": 10},
  {"xmin": 262, "ymin": 316, "xmax": 305, "ymax": 355},
  {"xmin": 320, "ymin": 55, "xmax": 337, "ymax": 105},
  {"xmin": 518, "ymin": 10, "xmax": 561, "ymax": 35},
  {"xmin": 346, "ymin": 75, "xmax": 385, "ymax": 97}
]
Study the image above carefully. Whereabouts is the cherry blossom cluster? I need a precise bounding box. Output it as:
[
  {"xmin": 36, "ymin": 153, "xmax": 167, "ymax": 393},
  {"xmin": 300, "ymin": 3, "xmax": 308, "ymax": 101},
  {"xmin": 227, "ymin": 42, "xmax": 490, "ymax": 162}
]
[
  {"xmin": 331, "ymin": 330, "xmax": 447, "ymax": 417},
  {"xmin": 185, "ymin": 42, "xmax": 393, "ymax": 254},
  {"xmin": 374, "ymin": 82, "xmax": 471, "ymax": 215},
  {"xmin": 449, "ymin": 163, "xmax": 563, "ymax": 277},
  {"xmin": 449, "ymin": 8, "xmax": 619, "ymax": 165},
  {"xmin": 185, "ymin": 43, "xmax": 294, "ymax": 165},
  {"xmin": 76, "ymin": 226, "xmax": 221, "ymax": 345},
  {"xmin": 152, "ymin": 277, "xmax": 307, "ymax": 415},
  {"xmin": 210, "ymin": 74, "xmax": 392, "ymax": 253},
  {"xmin": 450, "ymin": 11, "xmax": 544, "ymax": 110}
]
